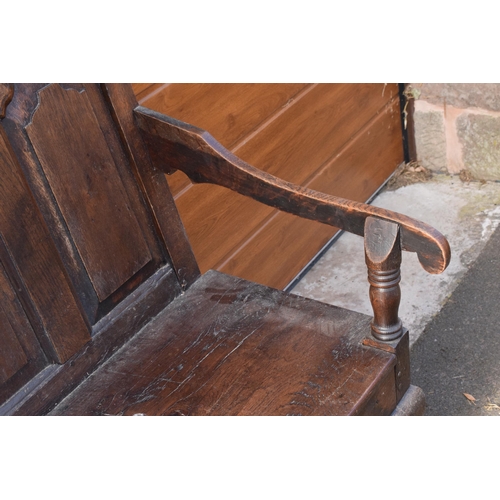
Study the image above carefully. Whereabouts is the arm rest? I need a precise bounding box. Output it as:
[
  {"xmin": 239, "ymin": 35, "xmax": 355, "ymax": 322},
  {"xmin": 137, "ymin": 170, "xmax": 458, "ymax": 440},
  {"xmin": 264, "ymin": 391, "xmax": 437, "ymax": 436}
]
[{"xmin": 134, "ymin": 106, "xmax": 450, "ymax": 275}]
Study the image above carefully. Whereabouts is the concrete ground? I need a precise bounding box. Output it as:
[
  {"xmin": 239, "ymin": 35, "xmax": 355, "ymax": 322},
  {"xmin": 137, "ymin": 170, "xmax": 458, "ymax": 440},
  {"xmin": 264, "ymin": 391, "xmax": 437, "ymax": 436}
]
[
  {"xmin": 291, "ymin": 174, "xmax": 500, "ymax": 415},
  {"xmin": 410, "ymin": 223, "xmax": 500, "ymax": 415}
]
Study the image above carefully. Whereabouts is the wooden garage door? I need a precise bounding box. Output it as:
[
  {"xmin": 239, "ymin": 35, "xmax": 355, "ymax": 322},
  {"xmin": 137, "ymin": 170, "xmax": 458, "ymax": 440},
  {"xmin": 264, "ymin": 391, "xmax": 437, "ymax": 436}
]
[{"xmin": 133, "ymin": 84, "xmax": 404, "ymax": 290}]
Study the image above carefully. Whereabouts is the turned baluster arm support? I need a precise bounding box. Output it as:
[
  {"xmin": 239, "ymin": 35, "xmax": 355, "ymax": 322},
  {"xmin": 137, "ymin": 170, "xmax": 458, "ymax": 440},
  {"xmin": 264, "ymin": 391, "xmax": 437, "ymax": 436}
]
[
  {"xmin": 134, "ymin": 107, "xmax": 451, "ymax": 341},
  {"xmin": 364, "ymin": 217, "xmax": 403, "ymax": 341}
]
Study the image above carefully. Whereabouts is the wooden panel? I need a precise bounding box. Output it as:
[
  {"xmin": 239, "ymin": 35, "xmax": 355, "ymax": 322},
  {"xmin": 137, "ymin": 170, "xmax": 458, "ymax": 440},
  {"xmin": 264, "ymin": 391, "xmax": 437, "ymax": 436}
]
[
  {"xmin": 175, "ymin": 184, "xmax": 270, "ymax": 269},
  {"xmin": 0, "ymin": 127, "xmax": 90, "ymax": 363},
  {"xmin": 103, "ymin": 83, "xmax": 200, "ymax": 290},
  {"xmin": 174, "ymin": 86, "xmax": 402, "ymax": 277},
  {"xmin": 0, "ymin": 256, "xmax": 48, "ymax": 406},
  {"xmin": 140, "ymin": 83, "xmax": 308, "ymax": 150},
  {"xmin": 218, "ymin": 97, "xmax": 404, "ymax": 288},
  {"xmin": 235, "ymin": 84, "xmax": 398, "ymax": 183},
  {"xmin": 26, "ymin": 84, "xmax": 152, "ymax": 301},
  {"xmin": 10, "ymin": 266, "xmax": 183, "ymax": 416},
  {"xmin": 0, "ymin": 248, "xmax": 47, "ymax": 404},
  {"xmin": 50, "ymin": 271, "xmax": 397, "ymax": 416},
  {"xmin": 0, "ymin": 303, "xmax": 28, "ymax": 384}
]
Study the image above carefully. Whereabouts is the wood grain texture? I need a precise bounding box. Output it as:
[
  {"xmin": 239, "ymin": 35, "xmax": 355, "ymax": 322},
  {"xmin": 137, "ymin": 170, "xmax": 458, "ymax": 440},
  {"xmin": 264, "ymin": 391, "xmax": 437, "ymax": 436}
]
[
  {"xmin": 132, "ymin": 83, "xmax": 165, "ymax": 102},
  {"xmin": 0, "ymin": 84, "xmax": 425, "ymax": 416},
  {"xmin": 102, "ymin": 83, "xmax": 200, "ymax": 289},
  {"xmin": 0, "ymin": 301, "xmax": 28, "ymax": 384},
  {"xmin": 50, "ymin": 271, "xmax": 398, "ymax": 416},
  {"xmin": 26, "ymin": 84, "xmax": 152, "ymax": 301},
  {"xmin": 218, "ymin": 98, "xmax": 405, "ymax": 287},
  {"xmin": 136, "ymin": 106, "xmax": 451, "ymax": 275},
  {"xmin": 8, "ymin": 266, "xmax": 182, "ymax": 415},
  {"xmin": 139, "ymin": 83, "xmax": 309, "ymax": 150},
  {"xmin": 3, "ymin": 84, "xmax": 174, "ymax": 325},
  {"xmin": 0, "ymin": 127, "xmax": 91, "ymax": 363},
  {"xmin": 137, "ymin": 84, "xmax": 406, "ymax": 286},
  {"xmin": 365, "ymin": 217, "xmax": 403, "ymax": 341},
  {"xmin": 0, "ymin": 254, "xmax": 48, "ymax": 405},
  {"xmin": 233, "ymin": 84, "xmax": 398, "ymax": 183}
]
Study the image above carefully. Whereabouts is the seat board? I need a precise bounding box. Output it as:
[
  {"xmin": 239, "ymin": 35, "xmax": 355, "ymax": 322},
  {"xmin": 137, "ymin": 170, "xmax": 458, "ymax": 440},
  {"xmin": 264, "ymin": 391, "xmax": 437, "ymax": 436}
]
[{"xmin": 50, "ymin": 271, "xmax": 397, "ymax": 416}]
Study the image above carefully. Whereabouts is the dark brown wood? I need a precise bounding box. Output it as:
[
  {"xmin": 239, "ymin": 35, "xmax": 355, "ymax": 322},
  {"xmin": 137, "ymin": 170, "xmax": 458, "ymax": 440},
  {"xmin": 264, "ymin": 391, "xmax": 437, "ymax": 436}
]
[
  {"xmin": 0, "ymin": 83, "xmax": 448, "ymax": 416},
  {"xmin": 362, "ymin": 329, "xmax": 411, "ymax": 405},
  {"xmin": 7, "ymin": 267, "xmax": 182, "ymax": 416},
  {"xmin": 26, "ymin": 84, "xmax": 152, "ymax": 301},
  {"xmin": 0, "ymin": 84, "xmax": 13, "ymax": 119},
  {"xmin": 0, "ymin": 126, "xmax": 91, "ymax": 363},
  {"xmin": 0, "ymin": 254, "xmax": 48, "ymax": 404},
  {"xmin": 0, "ymin": 296, "xmax": 28, "ymax": 384},
  {"xmin": 364, "ymin": 216, "xmax": 403, "ymax": 341},
  {"xmin": 135, "ymin": 107, "xmax": 451, "ymax": 275},
  {"xmin": 50, "ymin": 271, "xmax": 397, "ymax": 416},
  {"xmin": 102, "ymin": 84, "xmax": 200, "ymax": 290}
]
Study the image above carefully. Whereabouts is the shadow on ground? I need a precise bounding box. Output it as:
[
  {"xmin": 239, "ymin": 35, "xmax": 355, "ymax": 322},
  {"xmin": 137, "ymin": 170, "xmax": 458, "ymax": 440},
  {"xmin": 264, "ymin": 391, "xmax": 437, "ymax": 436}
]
[{"xmin": 411, "ymin": 222, "xmax": 500, "ymax": 416}]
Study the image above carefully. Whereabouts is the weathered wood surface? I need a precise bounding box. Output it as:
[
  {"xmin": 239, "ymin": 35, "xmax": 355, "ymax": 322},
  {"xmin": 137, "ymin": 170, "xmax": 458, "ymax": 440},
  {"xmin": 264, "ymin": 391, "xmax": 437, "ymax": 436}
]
[
  {"xmin": 135, "ymin": 107, "xmax": 451, "ymax": 275},
  {"xmin": 0, "ymin": 84, "xmax": 193, "ymax": 413},
  {"xmin": 0, "ymin": 125, "xmax": 91, "ymax": 363},
  {"xmin": 1, "ymin": 84, "xmax": 175, "ymax": 330},
  {"xmin": 50, "ymin": 271, "xmax": 398, "ymax": 416},
  {"xmin": 26, "ymin": 84, "xmax": 152, "ymax": 301},
  {"xmin": 4, "ymin": 266, "xmax": 182, "ymax": 416},
  {"xmin": 102, "ymin": 84, "xmax": 200, "ymax": 290}
]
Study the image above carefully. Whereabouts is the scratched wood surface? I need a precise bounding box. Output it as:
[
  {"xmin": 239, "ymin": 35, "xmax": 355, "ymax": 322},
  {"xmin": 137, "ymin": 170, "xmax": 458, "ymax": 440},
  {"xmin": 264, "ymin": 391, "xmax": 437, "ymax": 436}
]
[{"xmin": 50, "ymin": 271, "xmax": 397, "ymax": 416}]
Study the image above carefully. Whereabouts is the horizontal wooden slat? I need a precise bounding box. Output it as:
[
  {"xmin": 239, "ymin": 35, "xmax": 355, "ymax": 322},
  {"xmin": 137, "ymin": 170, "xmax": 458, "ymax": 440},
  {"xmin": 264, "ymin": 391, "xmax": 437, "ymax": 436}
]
[
  {"xmin": 139, "ymin": 83, "xmax": 309, "ymax": 150},
  {"xmin": 234, "ymin": 84, "xmax": 399, "ymax": 183},
  {"xmin": 218, "ymin": 97, "xmax": 404, "ymax": 288}
]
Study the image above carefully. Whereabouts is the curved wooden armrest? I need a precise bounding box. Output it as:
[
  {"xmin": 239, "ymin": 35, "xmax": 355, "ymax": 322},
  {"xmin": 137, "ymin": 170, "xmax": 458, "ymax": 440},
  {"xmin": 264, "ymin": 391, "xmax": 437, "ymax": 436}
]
[{"xmin": 134, "ymin": 106, "xmax": 451, "ymax": 275}]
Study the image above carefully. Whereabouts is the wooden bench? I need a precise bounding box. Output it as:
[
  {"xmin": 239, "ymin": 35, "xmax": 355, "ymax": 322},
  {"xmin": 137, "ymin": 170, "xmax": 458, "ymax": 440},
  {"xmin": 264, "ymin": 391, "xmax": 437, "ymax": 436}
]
[{"xmin": 0, "ymin": 83, "xmax": 450, "ymax": 415}]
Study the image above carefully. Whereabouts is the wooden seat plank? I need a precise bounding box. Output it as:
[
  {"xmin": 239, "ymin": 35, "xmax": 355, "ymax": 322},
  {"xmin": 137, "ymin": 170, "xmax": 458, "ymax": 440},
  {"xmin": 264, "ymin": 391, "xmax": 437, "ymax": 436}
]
[{"xmin": 50, "ymin": 271, "xmax": 397, "ymax": 416}]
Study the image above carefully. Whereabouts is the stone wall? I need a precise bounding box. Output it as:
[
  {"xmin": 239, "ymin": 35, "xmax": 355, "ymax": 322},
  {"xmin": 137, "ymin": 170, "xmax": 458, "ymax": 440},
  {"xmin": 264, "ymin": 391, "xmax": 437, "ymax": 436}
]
[{"xmin": 410, "ymin": 84, "xmax": 500, "ymax": 181}]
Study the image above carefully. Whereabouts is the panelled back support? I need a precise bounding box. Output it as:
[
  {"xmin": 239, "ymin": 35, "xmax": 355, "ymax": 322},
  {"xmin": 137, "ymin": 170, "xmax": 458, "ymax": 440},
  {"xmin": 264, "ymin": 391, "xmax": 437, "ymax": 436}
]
[{"xmin": 0, "ymin": 84, "xmax": 197, "ymax": 413}]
